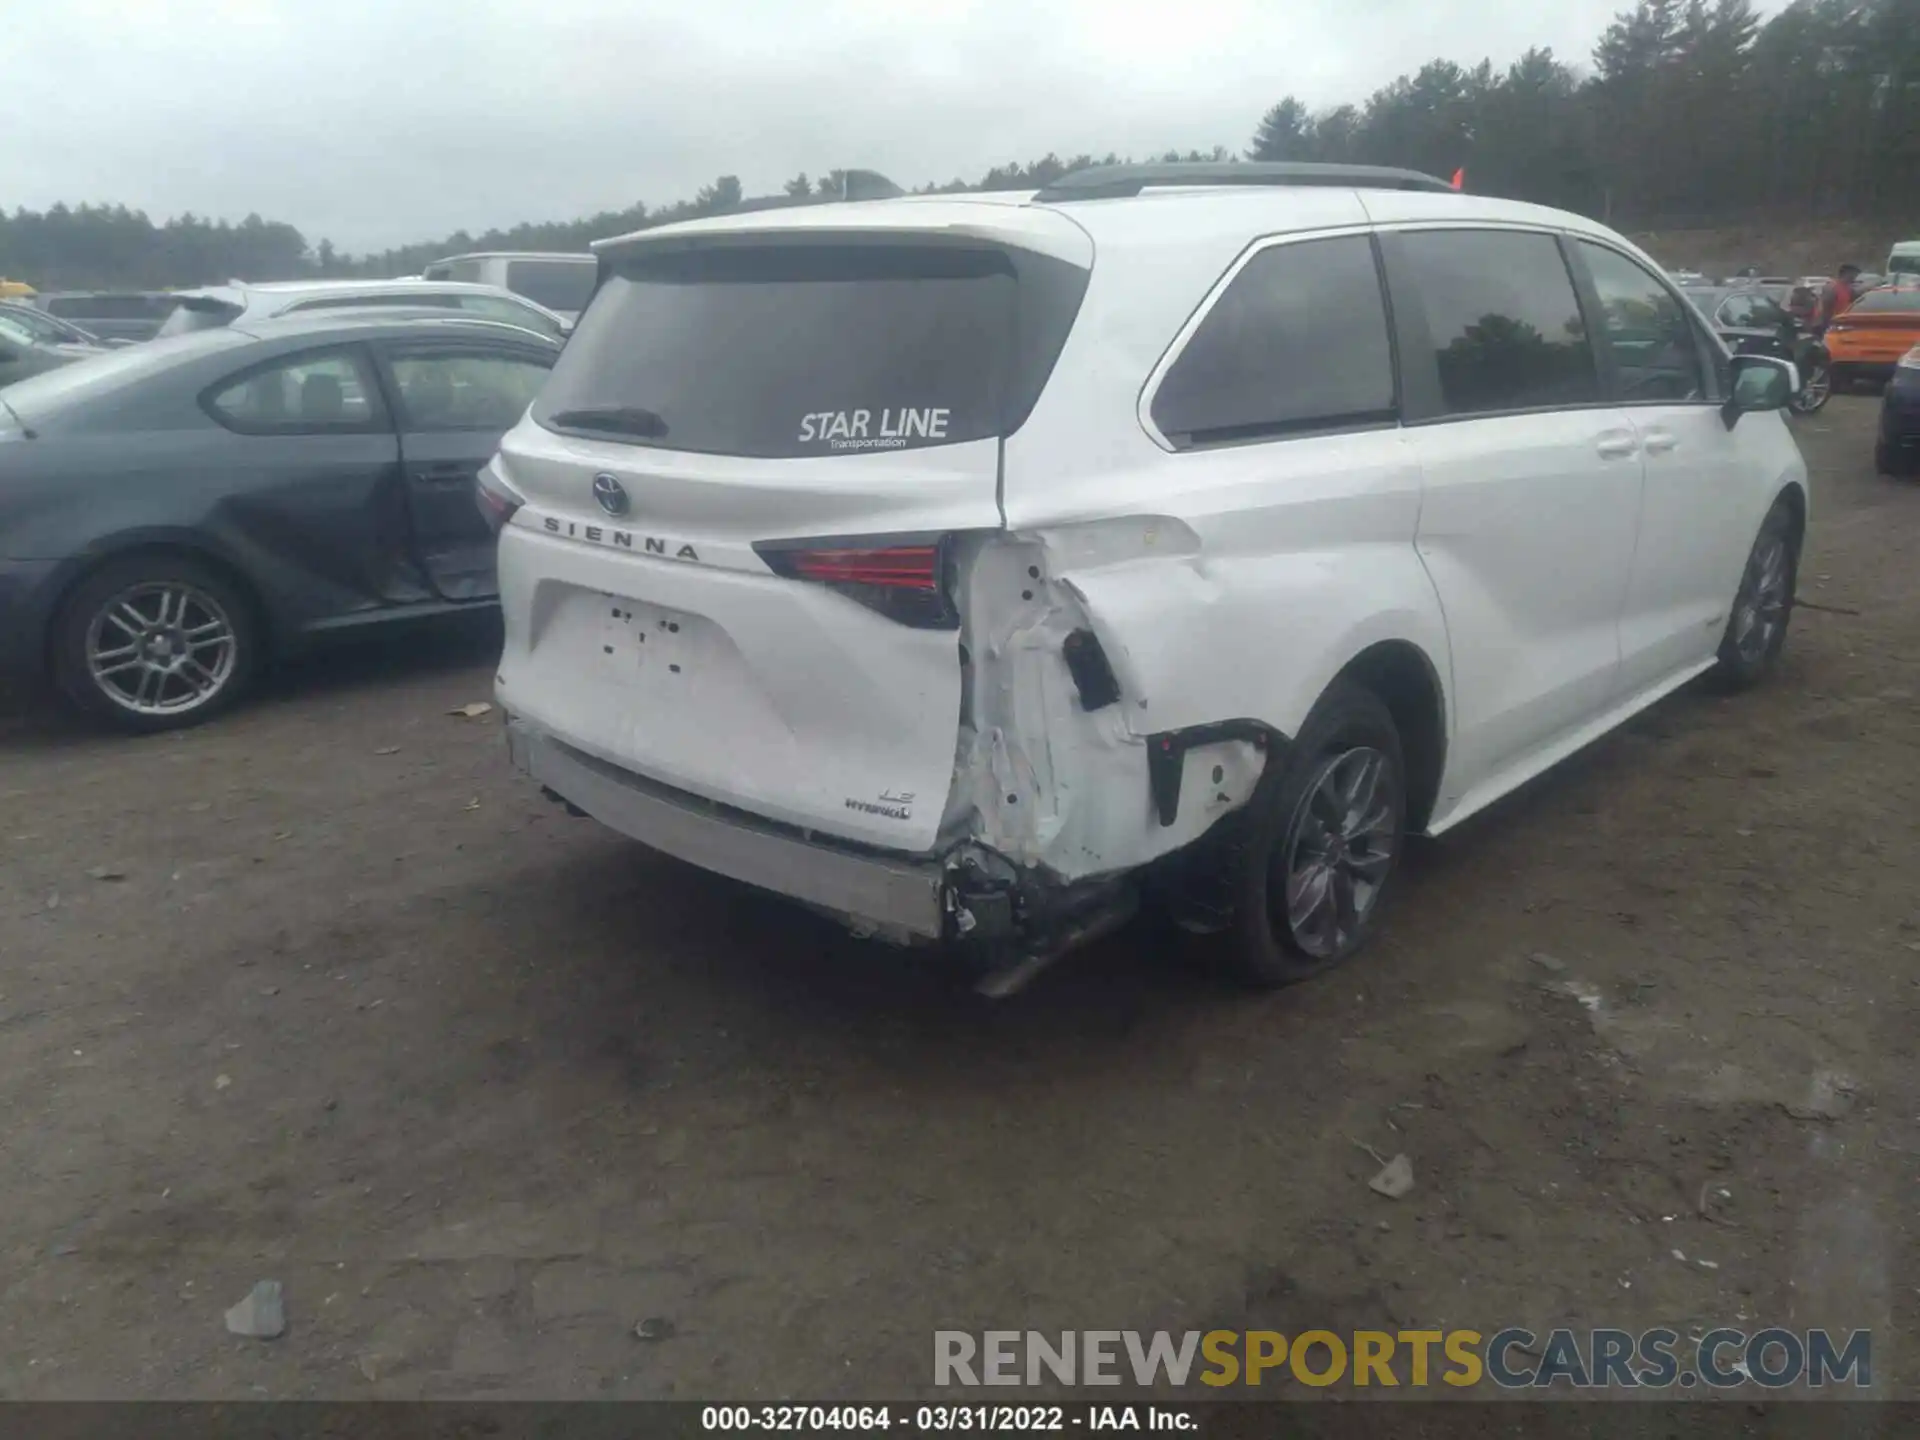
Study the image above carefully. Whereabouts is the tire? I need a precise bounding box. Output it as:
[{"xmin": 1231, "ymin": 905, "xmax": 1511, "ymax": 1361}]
[
  {"xmin": 51, "ymin": 554, "xmax": 259, "ymax": 732},
  {"xmin": 1225, "ymin": 679, "xmax": 1406, "ymax": 987},
  {"xmin": 1789, "ymin": 359, "xmax": 1831, "ymax": 414},
  {"xmin": 1710, "ymin": 500, "xmax": 1799, "ymax": 692}
]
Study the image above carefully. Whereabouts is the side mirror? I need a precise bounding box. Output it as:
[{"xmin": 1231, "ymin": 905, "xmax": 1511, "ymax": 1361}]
[{"xmin": 1723, "ymin": 354, "xmax": 1795, "ymax": 429}]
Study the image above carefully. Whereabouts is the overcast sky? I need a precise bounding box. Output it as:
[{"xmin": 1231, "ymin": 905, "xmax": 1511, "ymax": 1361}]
[{"xmin": 6, "ymin": 0, "xmax": 1777, "ymax": 254}]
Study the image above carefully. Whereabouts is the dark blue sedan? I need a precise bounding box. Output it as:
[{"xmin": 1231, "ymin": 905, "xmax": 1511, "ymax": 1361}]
[
  {"xmin": 1880, "ymin": 346, "xmax": 1920, "ymax": 477},
  {"xmin": 0, "ymin": 310, "xmax": 558, "ymax": 730}
]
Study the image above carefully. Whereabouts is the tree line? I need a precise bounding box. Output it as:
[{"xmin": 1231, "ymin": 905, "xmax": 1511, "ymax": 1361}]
[{"xmin": 3, "ymin": 0, "xmax": 1915, "ymax": 292}]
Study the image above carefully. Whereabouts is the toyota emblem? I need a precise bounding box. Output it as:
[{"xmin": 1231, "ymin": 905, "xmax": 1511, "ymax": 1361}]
[{"xmin": 591, "ymin": 473, "xmax": 630, "ymax": 518}]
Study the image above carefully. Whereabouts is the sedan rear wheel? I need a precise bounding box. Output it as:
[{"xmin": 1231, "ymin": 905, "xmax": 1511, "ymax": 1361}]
[{"xmin": 53, "ymin": 556, "xmax": 259, "ymax": 732}]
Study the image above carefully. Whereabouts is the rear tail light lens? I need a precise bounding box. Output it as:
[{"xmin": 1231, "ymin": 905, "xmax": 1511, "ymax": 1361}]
[
  {"xmin": 755, "ymin": 535, "xmax": 957, "ymax": 629},
  {"xmin": 475, "ymin": 461, "xmax": 524, "ymax": 534}
]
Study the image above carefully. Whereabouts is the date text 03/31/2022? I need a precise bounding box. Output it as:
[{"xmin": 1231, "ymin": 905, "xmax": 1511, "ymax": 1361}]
[{"xmin": 701, "ymin": 1406, "xmax": 1193, "ymax": 1432}]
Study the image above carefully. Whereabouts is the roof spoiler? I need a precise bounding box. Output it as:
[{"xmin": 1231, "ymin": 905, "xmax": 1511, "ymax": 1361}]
[
  {"xmin": 1032, "ymin": 161, "xmax": 1455, "ymax": 202},
  {"xmin": 718, "ymin": 169, "xmax": 906, "ymax": 216}
]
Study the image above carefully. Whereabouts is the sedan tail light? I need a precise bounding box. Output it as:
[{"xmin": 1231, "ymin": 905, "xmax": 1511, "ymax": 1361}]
[{"xmin": 754, "ymin": 534, "xmax": 957, "ymax": 629}]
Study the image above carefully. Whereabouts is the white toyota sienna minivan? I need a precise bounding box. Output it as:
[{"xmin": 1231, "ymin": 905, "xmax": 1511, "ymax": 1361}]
[{"xmin": 481, "ymin": 163, "xmax": 1808, "ymax": 992}]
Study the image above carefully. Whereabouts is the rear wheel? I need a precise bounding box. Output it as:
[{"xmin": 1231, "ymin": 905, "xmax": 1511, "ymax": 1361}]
[
  {"xmin": 52, "ymin": 555, "xmax": 259, "ymax": 732},
  {"xmin": 1790, "ymin": 358, "xmax": 1831, "ymax": 414},
  {"xmin": 1711, "ymin": 500, "xmax": 1799, "ymax": 692},
  {"xmin": 1225, "ymin": 680, "xmax": 1406, "ymax": 987}
]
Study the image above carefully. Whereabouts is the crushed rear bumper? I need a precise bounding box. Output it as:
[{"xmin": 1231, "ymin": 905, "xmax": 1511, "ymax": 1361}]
[{"xmin": 507, "ymin": 716, "xmax": 950, "ymax": 940}]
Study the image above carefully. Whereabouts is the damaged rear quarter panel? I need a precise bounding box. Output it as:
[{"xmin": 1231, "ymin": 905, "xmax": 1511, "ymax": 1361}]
[
  {"xmin": 988, "ymin": 427, "xmax": 1448, "ymax": 872},
  {"xmin": 945, "ymin": 531, "xmax": 1267, "ymax": 881}
]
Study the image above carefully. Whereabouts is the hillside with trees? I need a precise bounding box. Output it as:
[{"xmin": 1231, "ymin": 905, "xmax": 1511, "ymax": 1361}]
[{"xmin": 4, "ymin": 0, "xmax": 1915, "ymax": 291}]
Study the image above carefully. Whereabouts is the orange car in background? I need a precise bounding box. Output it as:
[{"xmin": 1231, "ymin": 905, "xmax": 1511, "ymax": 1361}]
[{"xmin": 1829, "ymin": 284, "xmax": 1920, "ymax": 389}]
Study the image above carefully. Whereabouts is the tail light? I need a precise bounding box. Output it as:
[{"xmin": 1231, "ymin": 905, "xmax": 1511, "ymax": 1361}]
[
  {"xmin": 754, "ymin": 534, "xmax": 957, "ymax": 629},
  {"xmin": 475, "ymin": 460, "xmax": 524, "ymax": 534}
]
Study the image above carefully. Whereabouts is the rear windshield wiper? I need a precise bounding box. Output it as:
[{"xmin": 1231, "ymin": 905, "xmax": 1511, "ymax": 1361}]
[{"xmin": 545, "ymin": 405, "xmax": 669, "ymax": 439}]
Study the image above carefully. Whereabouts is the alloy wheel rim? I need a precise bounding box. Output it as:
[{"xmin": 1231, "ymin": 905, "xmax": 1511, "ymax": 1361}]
[
  {"xmin": 1797, "ymin": 365, "xmax": 1830, "ymax": 410},
  {"xmin": 1732, "ymin": 535, "xmax": 1790, "ymax": 664},
  {"xmin": 1275, "ymin": 745, "xmax": 1399, "ymax": 960},
  {"xmin": 86, "ymin": 582, "xmax": 237, "ymax": 715}
]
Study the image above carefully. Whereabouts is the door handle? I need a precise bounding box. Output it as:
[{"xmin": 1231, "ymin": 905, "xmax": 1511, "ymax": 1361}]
[
  {"xmin": 1642, "ymin": 432, "xmax": 1679, "ymax": 456},
  {"xmin": 1596, "ymin": 435, "xmax": 1639, "ymax": 460}
]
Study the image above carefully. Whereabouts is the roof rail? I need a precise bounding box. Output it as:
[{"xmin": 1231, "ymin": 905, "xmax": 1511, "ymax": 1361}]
[{"xmin": 1032, "ymin": 161, "xmax": 1455, "ymax": 202}]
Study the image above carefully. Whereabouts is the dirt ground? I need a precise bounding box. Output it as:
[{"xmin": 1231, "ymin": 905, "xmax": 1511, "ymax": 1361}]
[{"xmin": 2, "ymin": 399, "xmax": 1916, "ymax": 1402}]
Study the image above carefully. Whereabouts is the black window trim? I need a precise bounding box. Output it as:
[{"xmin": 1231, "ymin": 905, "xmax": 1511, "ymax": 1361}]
[
  {"xmin": 1563, "ymin": 234, "xmax": 1727, "ymax": 409},
  {"xmin": 199, "ymin": 342, "xmax": 393, "ymax": 437},
  {"xmin": 369, "ymin": 339, "xmax": 558, "ymax": 434},
  {"xmin": 1378, "ymin": 221, "xmax": 1619, "ymax": 427},
  {"xmin": 1137, "ymin": 223, "xmax": 1403, "ymax": 454}
]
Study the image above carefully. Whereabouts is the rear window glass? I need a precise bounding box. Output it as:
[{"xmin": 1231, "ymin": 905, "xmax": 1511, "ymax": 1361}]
[
  {"xmin": 43, "ymin": 293, "xmax": 168, "ymax": 320},
  {"xmin": 505, "ymin": 259, "xmax": 596, "ymax": 314},
  {"xmin": 0, "ymin": 328, "xmax": 247, "ymax": 420},
  {"xmin": 1847, "ymin": 289, "xmax": 1920, "ymax": 313},
  {"xmin": 537, "ymin": 246, "xmax": 1039, "ymax": 458}
]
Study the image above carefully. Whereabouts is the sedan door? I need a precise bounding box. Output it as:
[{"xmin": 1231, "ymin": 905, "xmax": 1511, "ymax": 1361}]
[
  {"xmin": 201, "ymin": 345, "xmax": 416, "ymax": 612},
  {"xmin": 1381, "ymin": 227, "xmax": 1643, "ymax": 824},
  {"xmin": 373, "ymin": 342, "xmax": 555, "ymax": 600},
  {"xmin": 1568, "ymin": 239, "xmax": 1761, "ymax": 697}
]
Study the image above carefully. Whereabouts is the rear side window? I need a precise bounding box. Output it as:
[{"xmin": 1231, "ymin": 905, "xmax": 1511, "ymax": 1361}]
[
  {"xmin": 1150, "ymin": 235, "xmax": 1394, "ymax": 447},
  {"xmin": 206, "ymin": 349, "xmax": 384, "ymax": 434},
  {"xmin": 505, "ymin": 259, "xmax": 596, "ymax": 314},
  {"xmin": 536, "ymin": 245, "xmax": 1087, "ymax": 458},
  {"xmin": 454, "ymin": 294, "xmax": 564, "ymax": 338},
  {"xmin": 1396, "ymin": 230, "xmax": 1600, "ymax": 417}
]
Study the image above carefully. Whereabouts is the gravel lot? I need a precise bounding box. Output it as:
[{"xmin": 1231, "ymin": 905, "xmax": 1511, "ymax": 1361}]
[{"xmin": 2, "ymin": 398, "xmax": 1916, "ymax": 1399}]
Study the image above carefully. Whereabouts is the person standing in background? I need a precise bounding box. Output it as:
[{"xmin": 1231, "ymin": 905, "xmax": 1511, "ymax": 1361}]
[{"xmin": 1815, "ymin": 264, "xmax": 1860, "ymax": 332}]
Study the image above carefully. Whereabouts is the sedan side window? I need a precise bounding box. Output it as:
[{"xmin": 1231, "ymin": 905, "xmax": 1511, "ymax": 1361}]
[
  {"xmin": 1149, "ymin": 234, "xmax": 1396, "ymax": 448},
  {"xmin": 207, "ymin": 350, "xmax": 383, "ymax": 433},
  {"xmin": 389, "ymin": 350, "xmax": 553, "ymax": 432},
  {"xmin": 1575, "ymin": 240, "xmax": 1709, "ymax": 403}
]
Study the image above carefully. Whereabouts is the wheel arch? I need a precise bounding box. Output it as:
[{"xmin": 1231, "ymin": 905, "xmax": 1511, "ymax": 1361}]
[
  {"xmin": 1774, "ymin": 477, "xmax": 1809, "ymax": 540},
  {"xmin": 1331, "ymin": 638, "xmax": 1449, "ymax": 832},
  {"xmin": 42, "ymin": 534, "xmax": 277, "ymax": 678}
]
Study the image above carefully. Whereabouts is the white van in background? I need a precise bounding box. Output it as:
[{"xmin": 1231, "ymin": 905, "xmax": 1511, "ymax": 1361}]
[{"xmin": 422, "ymin": 252, "xmax": 598, "ymax": 325}]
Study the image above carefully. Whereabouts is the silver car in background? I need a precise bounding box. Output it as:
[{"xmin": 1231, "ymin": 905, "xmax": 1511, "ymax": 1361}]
[
  {"xmin": 154, "ymin": 278, "xmax": 571, "ymax": 342},
  {"xmin": 421, "ymin": 252, "xmax": 597, "ymax": 324}
]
